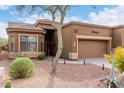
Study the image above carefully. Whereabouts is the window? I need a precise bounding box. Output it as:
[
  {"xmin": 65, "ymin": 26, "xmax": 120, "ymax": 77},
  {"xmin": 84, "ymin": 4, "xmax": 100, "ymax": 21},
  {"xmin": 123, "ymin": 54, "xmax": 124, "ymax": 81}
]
[
  {"xmin": 20, "ymin": 35, "xmax": 37, "ymax": 52},
  {"xmin": 9, "ymin": 36, "xmax": 14, "ymax": 52}
]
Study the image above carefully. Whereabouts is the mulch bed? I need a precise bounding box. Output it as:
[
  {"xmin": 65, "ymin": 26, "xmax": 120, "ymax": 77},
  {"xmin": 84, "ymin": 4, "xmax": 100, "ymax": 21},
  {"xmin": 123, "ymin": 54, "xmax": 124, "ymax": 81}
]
[{"xmin": 0, "ymin": 59, "xmax": 120, "ymax": 88}]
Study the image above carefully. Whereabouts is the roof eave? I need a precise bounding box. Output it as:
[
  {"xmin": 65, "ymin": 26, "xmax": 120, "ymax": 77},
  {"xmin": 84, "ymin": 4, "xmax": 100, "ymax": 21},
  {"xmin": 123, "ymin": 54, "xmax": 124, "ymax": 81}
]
[
  {"xmin": 63, "ymin": 21, "xmax": 113, "ymax": 29},
  {"xmin": 6, "ymin": 27, "xmax": 46, "ymax": 34}
]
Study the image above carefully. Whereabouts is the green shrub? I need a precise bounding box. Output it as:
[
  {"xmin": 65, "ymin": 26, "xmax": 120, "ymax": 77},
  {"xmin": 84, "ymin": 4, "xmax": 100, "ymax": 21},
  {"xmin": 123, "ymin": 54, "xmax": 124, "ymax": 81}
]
[
  {"xmin": 9, "ymin": 57, "xmax": 35, "ymax": 78},
  {"xmin": 4, "ymin": 80, "xmax": 12, "ymax": 88},
  {"xmin": 37, "ymin": 53, "xmax": 45, "ymax": 60}
]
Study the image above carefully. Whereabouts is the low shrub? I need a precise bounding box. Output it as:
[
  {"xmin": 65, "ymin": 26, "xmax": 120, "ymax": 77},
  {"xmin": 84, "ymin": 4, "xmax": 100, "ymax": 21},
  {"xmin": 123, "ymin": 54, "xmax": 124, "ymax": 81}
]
[
  {"xmin": 9, "ymin": 57, "xmax": 35, "ymax": 78},
  {"xmin": 104, "ymin": 47, "xmax": 124, "ymax": 73},
  {"xmin": 37, "ymin": 53, "xmax": 45, "ymax": 60},
  {"xmin": 4, "ymin": 80, "xmax": 12, "ymax": 88}
]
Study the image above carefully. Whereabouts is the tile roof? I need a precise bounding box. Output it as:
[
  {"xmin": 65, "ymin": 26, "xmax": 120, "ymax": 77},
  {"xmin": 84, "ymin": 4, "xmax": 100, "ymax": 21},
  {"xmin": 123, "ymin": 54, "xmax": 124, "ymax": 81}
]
[
  {"xmin": 7, "ymin": 22, "xmax": 44, "ymax": 30},
  {"xmin": 8, "ymin": 22, "xmax": 34, "ymax": 28},
  {"xmin": 8, "ymin": 20, "xmax": 124, "ymax": 30}
]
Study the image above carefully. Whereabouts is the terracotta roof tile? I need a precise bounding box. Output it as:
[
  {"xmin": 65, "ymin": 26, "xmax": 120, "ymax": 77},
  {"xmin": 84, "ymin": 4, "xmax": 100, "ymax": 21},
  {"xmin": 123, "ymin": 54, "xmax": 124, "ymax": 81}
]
[{"xmin": 7, "ymin": 22, "xmax": 44, "ymax": 30}]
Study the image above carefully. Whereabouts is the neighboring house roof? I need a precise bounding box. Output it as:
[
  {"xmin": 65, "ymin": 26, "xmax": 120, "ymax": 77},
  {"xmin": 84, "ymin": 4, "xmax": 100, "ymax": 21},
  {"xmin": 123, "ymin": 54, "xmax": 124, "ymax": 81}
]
[{"xmin": 7, "ymin": 22, "xmax": 45, "ymax": 30}]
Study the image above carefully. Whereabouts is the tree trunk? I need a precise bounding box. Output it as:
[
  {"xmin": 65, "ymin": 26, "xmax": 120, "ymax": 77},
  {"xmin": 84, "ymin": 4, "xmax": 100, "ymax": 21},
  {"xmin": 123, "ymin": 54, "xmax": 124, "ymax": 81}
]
[{"xmin": 51, "ymin": 24, "xmax": 63, "ymax": 76}]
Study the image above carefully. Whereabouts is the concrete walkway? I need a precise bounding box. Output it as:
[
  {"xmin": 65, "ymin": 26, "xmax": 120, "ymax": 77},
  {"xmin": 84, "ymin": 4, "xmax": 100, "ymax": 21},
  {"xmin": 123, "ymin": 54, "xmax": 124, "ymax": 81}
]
[
  {"xmin": 47, "ymin": 57, "xmax": 111, "ymax": 68},
  {"xmin": 59, "ymin": 58, "xmax": 111, "ymax": 68}
]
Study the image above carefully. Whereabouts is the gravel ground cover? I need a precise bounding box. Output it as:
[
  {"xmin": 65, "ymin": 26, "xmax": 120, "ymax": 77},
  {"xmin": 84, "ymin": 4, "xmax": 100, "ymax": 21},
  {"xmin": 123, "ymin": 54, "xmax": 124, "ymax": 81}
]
[{"xmin": 0, "ymin": 59, "xmax": 120, "ymax": 88}]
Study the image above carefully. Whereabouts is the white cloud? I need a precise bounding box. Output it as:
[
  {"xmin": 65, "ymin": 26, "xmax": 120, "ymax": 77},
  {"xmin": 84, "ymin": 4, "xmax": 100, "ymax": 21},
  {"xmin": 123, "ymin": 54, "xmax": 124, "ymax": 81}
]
[
  {"xmin": 22, "ymin": 5, "xmax": 124, "ymax": 26},
  {"xmin": 19, "ymin": 5, "xmax": 124, "ymax": 26},
  {"xmin": 0, "ymin": 5, "xmax": 10, "ymax": 10},
  {"xmin": 0, "ymin": 22, "xmax": 8, "ymax": 39},
  {"xmin": 0, "ymin": 15, "xmax": 83, "ymax": 39},
  {"xmin": 17, "ymin": 13, "xmax": 51, "ymax": 23},
  {"xmin": 17, "ymin": 12, "xmax": 83, "ymax": 24},
  {"xmin": 88, "ymin": 5, "xmax": 124, "ymax": 26},
  {"xmin": 64, "ymin": 16, "xmax": 83, "ymax": 23},
  {"xmin": 5, "ymin": 6, "xmax": 124, "ymax": 39},
  {"xmin": 9, "ymin": 11, "xmax": 18, "ymax": 16}
]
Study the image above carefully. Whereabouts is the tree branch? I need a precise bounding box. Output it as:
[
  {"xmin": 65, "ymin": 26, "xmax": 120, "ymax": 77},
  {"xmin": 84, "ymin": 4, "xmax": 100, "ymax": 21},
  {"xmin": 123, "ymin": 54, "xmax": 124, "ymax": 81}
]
[{"xmin": 60, "ymin": 5, "xmax": 69, "ymax": 25}]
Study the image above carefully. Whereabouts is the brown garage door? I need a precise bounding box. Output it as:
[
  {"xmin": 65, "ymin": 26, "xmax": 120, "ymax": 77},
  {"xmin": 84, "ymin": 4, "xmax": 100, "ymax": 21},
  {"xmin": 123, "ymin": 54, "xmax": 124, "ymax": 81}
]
[{"xmin": 78, "ymin": 40, "xmax": 107, "ymax": 58}]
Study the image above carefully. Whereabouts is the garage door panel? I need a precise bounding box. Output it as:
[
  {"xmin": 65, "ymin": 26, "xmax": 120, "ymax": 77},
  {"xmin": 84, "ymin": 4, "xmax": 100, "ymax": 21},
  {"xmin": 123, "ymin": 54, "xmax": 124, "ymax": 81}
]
[{"xmin": 78, "ymin": 40, "xmax": 107, "ymax": 58}]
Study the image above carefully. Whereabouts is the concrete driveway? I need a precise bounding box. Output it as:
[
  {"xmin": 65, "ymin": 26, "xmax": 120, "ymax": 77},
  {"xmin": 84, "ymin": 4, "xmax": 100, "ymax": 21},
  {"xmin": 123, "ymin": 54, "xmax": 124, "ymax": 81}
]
[{"xmin": 58, "ymin": 58, "xmax": 111, "ymax": 68}]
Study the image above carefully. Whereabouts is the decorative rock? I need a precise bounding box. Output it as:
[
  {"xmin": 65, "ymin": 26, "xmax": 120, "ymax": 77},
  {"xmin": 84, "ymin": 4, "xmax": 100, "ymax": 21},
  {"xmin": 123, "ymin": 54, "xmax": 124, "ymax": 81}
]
[{"xmin": 118, "ymin": 72, "xmax": 124, "ymax": 88}]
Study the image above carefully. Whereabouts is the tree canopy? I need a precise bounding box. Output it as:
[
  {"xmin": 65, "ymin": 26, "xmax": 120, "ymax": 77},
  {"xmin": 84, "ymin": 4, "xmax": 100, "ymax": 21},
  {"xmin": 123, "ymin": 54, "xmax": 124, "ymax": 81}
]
[{"xmin": 0, "ymin": 37, "xmax": 8, "ymax": 46}]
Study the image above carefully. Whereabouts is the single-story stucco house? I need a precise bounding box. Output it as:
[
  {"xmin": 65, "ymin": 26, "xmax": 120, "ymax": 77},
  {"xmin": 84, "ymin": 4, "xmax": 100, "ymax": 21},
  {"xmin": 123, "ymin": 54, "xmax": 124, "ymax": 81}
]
[{"xmin": 6, "ymin": 19, "xmax": 124, "ymax": 59}]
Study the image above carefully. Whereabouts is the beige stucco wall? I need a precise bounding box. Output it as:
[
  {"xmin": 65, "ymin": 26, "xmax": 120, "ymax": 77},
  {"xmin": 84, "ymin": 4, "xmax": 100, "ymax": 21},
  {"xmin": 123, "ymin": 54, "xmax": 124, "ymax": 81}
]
[
  {"xmin": 62, "ymin": 23, "xmax": 112, "ymax": 59},
  {"xmin": 7, "ymin": 29, "xmax": 45, "ymax": 53},
  {"xmin": 73, "ymin": 24, "xmax": 112, "ymax": 37},
  {"xmin": 7, "ymin": 20, "xmax": 124, "ymax": 59},
  {"xmin": 8, "ymin": 32, "xmax": 18, "ymax": 52},
  {"xmin": 112, "ymin": 28, "xmax": 123, "ymax": 48},
  {"xmin": 61, "ymin": 25, "xmax": 74, "ymax": 58},
  {"xmin": 71, "ymin": 24, "xmax": 112, "ymax": 53}
]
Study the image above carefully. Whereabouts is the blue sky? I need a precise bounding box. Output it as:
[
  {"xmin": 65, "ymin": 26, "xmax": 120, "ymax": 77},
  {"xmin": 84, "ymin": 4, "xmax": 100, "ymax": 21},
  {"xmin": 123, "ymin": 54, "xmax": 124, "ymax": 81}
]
[
  {"xmin": 0, "ymin": 5, "xmax": 114, "ymax": 23},
  {"xmin": 0, "ymin": 5, "xmax": 124, "ymax": 38}
]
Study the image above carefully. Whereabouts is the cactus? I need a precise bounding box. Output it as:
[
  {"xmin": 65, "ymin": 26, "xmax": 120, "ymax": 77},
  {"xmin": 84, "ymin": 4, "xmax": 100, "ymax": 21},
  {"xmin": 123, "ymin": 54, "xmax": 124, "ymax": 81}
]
[{"xmin": 4, "ymin": 80, "xmax": 12, "ymax": 88}]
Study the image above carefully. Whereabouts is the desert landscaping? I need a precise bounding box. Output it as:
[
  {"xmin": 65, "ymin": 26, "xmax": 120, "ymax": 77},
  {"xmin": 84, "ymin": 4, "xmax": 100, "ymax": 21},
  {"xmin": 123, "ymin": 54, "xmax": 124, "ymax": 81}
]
[
  {"xmin": 1, "ymin": 5, "xmax": 124, "ymax": 88},
  {"xmin": 0, "ymin": 58, "xmax": 120, "ymax": 88}
]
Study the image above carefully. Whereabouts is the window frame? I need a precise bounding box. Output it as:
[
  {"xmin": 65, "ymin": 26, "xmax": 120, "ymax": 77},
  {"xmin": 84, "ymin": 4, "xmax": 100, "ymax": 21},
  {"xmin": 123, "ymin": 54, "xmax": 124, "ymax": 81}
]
[
  {"xmin": 18, "ymin": 34, "xmax": 38, "ymax": 52},
  {"xmin": 9, "ymin": 35, "xmax": 14, "ymax": 52}
]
